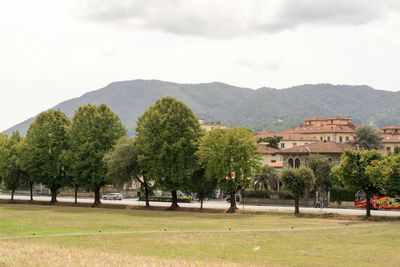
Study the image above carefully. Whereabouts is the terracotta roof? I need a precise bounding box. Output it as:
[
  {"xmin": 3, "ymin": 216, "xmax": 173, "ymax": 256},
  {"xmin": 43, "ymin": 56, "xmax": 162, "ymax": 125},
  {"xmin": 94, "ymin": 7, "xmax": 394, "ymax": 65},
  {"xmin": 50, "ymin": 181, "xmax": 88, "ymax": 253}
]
[
  {"xmin": 283, "ymin": 124, "xmax": 355, "ymax": 134},
  {"xmin": 255, "ymin": 131, "xmax": 317, "ymax": 141},
  {"xmin": 280, "ymin": 141, "xmax": 351, "ymax": 154},
  {"xmin": 257, "ymin": 145, "xmax": 280, "ymax": 154},
  {"xmin": 381, "ymin": 125, "xmax": 400, "ymax": 130},
  {"xmin": 381, "ymin": 134, "xmax": 400, "ymax": 143}
]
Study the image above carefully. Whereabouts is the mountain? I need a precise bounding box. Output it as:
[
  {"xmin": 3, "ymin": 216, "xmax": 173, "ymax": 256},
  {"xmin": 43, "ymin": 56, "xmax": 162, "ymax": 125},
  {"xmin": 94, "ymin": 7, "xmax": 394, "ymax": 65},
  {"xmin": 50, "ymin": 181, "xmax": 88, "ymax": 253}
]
[{"xmin": 3, "ymin": 80, "xmax": 400, "ymax": 136}]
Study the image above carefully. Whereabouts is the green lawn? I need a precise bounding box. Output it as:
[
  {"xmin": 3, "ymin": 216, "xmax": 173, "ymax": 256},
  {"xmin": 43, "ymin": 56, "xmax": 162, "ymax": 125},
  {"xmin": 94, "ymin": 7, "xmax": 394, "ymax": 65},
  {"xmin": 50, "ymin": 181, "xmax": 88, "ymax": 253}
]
[{"xmin": 0, "ymin": 204, "xmax": 399, "ymax": 266}]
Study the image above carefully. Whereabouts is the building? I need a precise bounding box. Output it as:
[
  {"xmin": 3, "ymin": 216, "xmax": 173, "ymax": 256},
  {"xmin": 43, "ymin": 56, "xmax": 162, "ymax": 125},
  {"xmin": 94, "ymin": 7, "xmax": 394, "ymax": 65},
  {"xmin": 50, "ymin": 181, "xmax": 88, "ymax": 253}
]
[
  {"xmin": 257, "ymin": 145, "xmax": 283, "ymax": 167},
  {"xmin": 199, "ymin": 119, "xmax": 226, "ymax": 132},
  {"xmin": 282, "ymin": 116, "xmax": 356, "ymax": 143},
  {"xmin": 279, "ymin": 141, "xmax": 351, "ymax": 168},
  {"xmin": 256, "ymin": 131, "xmax": 318, "ymax": 149},
  {"xmin": 380, "ymin": 125, "xmax": 400, "ymax": 154}
]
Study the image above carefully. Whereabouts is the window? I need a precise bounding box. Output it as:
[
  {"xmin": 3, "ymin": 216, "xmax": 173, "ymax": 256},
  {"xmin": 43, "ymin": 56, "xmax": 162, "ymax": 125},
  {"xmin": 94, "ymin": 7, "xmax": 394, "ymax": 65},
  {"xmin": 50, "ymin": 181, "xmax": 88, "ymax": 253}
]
[
  {"xmin": 271, "ymin": 160, "xmax": 276, "ymax": 163},
  {"xmin": 387, "ymin": 147, "xmax": 391, "ymax": 153},
  {"xmin": 346, "ymin": 136, "xmax": 349, "ymax": 142},
  {"xmin": 294, "ymin": 158, "xmax": 301, "ymax": 168},
  {"xmin": 327, "ymin": 136, "xmax": 331, "ymax": 141},
  {"xmin": 328, "ymin": 158, "xmax": 332, "ymax": 162},
  {"xmin": 281, "ymin": 143, "xmax": 285, "ymax": 149},
  {"xmin": 293, "ymin": 143, "xmax": 297, "ymax": 147},
  {"xmin": 288, "ymin": 158, "xmax": 294, "ymax": 168},
  {"xmin": 320, "ymin": 137, "xmax": 323, "ymax": 141},
  {"xmin": 339, "ymin": 136, "xmax": 343, "ymax": 142}
]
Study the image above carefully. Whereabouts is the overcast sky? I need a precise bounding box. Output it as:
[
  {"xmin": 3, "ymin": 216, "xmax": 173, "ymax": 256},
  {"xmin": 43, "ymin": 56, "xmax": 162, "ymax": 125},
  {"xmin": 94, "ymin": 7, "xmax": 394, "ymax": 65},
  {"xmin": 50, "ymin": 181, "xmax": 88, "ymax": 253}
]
[{"xmin": 1, "ymin": 0, "xmax": 400, "ymax": 131}]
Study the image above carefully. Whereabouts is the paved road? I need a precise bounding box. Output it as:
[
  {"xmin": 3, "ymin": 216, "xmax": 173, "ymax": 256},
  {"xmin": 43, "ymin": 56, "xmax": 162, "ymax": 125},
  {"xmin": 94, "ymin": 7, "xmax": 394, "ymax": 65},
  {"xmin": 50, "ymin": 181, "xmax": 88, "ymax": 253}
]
[{"xmin": 1, "ymin": 194, "xmax": 400, "ymax": 217}]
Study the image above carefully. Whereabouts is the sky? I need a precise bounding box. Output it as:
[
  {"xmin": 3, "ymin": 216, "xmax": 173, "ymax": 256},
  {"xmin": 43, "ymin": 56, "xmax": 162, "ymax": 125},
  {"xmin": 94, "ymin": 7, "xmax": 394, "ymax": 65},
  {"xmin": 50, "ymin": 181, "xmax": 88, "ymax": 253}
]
[{"xmin": 1, "ymin": 0, "xmax": 400, "ymax": 131}]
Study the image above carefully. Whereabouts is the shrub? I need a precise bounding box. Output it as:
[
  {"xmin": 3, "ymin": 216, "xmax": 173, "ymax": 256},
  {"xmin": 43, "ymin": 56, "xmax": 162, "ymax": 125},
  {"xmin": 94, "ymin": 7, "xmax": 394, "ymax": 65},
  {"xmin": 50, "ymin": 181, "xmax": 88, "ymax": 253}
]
[
  {"xmin": 242, "ymin": 190, "xmax": 270, "ymax": 198},
  {"xmin": 330, "ymin": 187, "xmax": 357, "ymax": 204}
]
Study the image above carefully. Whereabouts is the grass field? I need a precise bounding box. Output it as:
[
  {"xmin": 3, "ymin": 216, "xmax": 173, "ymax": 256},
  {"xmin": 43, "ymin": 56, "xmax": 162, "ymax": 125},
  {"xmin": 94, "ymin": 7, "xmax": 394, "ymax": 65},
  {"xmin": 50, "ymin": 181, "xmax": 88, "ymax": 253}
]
[{"xmin": 1, "ymin": 204, "xmax": 400, "ymax": 266}]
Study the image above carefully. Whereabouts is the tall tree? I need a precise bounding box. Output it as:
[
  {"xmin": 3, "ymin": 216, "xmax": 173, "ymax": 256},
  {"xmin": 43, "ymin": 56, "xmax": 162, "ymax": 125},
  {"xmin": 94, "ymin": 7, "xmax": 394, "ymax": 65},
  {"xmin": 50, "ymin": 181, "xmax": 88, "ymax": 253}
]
[
  {"xmin": 104, "ymin": 137, "xmax": 152, "ymax": 207},
  {"xmin": 0, "ymin": 132, "xmax": 26, "ymax": 200},
  {"xmin": 366, "ymin": 154, "xmax": 400, "ymax": 197},
  {"xmin": 135, "ymin": 97, "xmax": 202, "ymax": 210},
  {"xmin": 19, "ymin": 110, "xmax": 71, "ymax": 204},
  {"xmin": 68, "ymin": 104, "xmax": 126, "ymax": 207},
  {"xmin": 306, "ymin": 154, "xmax": 333, "ymax": 205},
  {"xmin": 281, "ymin": 167, "xmax": 315, "ymax": 214},
  {"xmin": 352, "ymin": 126, "xmax": 383, "ymax": 150},
  {"xmin": 331, "ymin": 149, "xmax": 382, "ymax": 217},
  {"xmin": 189, "ymin": 166, "xmax": 217, "ymax": 210},
  {"xmin": 197, "ymin": 128, "xmax": 261, "ymax": 213}
]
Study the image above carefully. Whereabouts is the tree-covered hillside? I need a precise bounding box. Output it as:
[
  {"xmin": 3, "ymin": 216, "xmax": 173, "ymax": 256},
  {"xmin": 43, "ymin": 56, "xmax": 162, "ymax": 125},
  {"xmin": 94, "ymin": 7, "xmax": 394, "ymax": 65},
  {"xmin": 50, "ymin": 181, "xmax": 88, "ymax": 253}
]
[{"xmin": 3, "ymin": 80, "xmax": 400, "ymax": 136}]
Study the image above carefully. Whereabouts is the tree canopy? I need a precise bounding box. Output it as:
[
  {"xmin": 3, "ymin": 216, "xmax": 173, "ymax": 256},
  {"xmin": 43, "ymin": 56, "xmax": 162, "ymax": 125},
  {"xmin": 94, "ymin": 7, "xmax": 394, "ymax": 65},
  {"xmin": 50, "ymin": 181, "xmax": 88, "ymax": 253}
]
[
  {"xmin": 19, "ymin": 110, "xmax": 71, "ymax": 204},
  {"xmin": 366, "ymin": 154, "xmax": 400, "ymax": 196},
  {"xmin": 257, "ymin": 135, "xmax": 283, "ymax": 149},
  {"xmin": 135, "ymin": 97, "xmax": 202, "ymax": 210},
  {"xmin": 68, "ymin": 104, "xmax": 126, "ymax": 206},
  {"xmin": 197, "ymin": 127, "xmax": 261, "ymax": 212},
  {"xmin": 306, "ymin": 154, "xmax": 332, "ymax": 192},
  {"xmin": 352, "ymin": 126, "xmax": 383, "ymax": 150},
  {"xmin": 331, "ymin": 149, "xmax": 382, "ymax": 216},
  {"xmin": 281, "ymin": 167, "xmax": 315, "ymax": 214}
]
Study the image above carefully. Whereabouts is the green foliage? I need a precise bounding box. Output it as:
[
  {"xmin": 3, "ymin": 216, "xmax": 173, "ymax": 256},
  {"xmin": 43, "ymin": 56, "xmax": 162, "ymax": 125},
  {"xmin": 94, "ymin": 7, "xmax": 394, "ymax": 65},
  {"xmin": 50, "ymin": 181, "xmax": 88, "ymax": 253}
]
[
  {"xmin": 352, "ymin": 126, "xmax": 383, "ymax": 150},
  {"xmin": 331, "ymin": 149, "xmax": 382, "ymax": 197},
  {"xmin": 306, "ymin": 154, "xmax": 333, "ymax": 192},
  {"xmin": 366, "ymin": 154, "xmax": 400, "ymax": 196},
  {"xmin": 394, "ymin": 147, "xmax": 400, "ymax": 155},
  {"xmin": 19, "ymin": 110, "xmax": 71, "ymax": 195},
  {"xmin": 135, "ymin": 97, "xmax": 202, "ymax": 194},
  {"xmin": 281, "ymin": 167, "xmax": 315, "ymax": 199},
  {"xmin": 253, "ymin": 165, "xmax": 279, "ymax": 190},
  {"xmin": 242, "ymin": 189, "xmax": 270, "ymax": 198},
  {"xmin": 257, "ymin": 135, "xmax": 283, "ymax": 149},
  {"xmin": 197, "ymin": 128, "xmax": 261, "ymax": 195},
  {"xmin": 0, "ymin": 132, "xmax": 26, "ymax": 195},
  {"xmin": 189, "ymin": 167, "xmax": 217, "ymax": 206},
  {"xmin": 104, "ymin": 137, "xmax": 141, "ymax": 187},
  {"xmin": 330, "ymin": 187, "xmax": 357, "ymax": 203},
  {"xmin": 67, "ymin": 104, "xmax": 126, "ymax": 199}
]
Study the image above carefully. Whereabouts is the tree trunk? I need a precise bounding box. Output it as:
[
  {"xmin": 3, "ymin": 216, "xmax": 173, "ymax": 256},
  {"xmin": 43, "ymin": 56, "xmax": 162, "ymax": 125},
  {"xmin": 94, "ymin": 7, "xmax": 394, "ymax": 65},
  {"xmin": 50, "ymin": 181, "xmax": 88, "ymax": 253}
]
[
  {"xmin": 144, "ymin": 185, "xmax": 150, "ymax": 208},
  {"xmin": 74, "ymin": 185, "xmax": 78, "ymax": 205},
  {"xmin": 50, "ymin": 188, "xmax": 58, "ymax": 204},
  {"xmin": 92, "ymin": 187, "xmax": 101, "ymax": 207},
  {"xmin": 366, "ymin": 196, "xmax": 371, "ymax": 217},
  {"xmin": 200, "ymin": 198, "xmax": 204, "ymax": 210},
  {"xmin": 227, "ymin": 191, "xmax": 237, "ymax": 213},
  {"xmin": 294, "ymin": 196, "xmax": 300, "ymax": 214},
  {"xmin": 167, "ymin": 190, "xmax": 180, "ymax": 210},
  {"xmin": 11, "ymin": 188, "xmax": 15, "ymax": 201},
  {"xmin": 29, "ymin": 181, "xmax": 33, "ymax": 201}
]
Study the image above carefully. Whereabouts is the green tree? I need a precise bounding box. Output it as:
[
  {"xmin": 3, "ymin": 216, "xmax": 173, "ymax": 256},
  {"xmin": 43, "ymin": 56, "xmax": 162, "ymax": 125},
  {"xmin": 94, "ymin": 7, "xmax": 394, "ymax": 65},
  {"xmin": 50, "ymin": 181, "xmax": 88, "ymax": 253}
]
[
  {"xmin": 281, "ymin": 167, "xmax": 315, "ymax": 214},
  {"xmin": 19, "ymin": 110, "xmax": 71, "ymax": 204},
  {"xmin": 135, "ymin": 97, "xmax": 202, "ymax": 210},
  {"xmin": 366, "ymin": 154, "xmax": 400, "ymax": 196},
  {"xmin": 0, "ymin": 132, "xmax": 26, "ymax": 200},
  {"xmin": 253, "ymin": 165, "xmax": 279, "ymax": 190},
  {"xmin": 104, "ymin": 137, "xmax": 152, "ymax": 207},
  {"xmin": 352, "ymin": 126, "xmax": 383, "ymax": 150},
  {"xmin": 306, "ymin": 154, "xmax": 333, "ymax": 205},
  {"xmin": 197, "ymin": 128, "xmax": 261, "ymax": 213},
  {"xmin": 68, "ymin": 104, "xmax": 126, "ymax": 207},
  {"xmin": 331, "ymin": 149, "xmax": 382, "ymax": 217},
  {"xmin": 189, "ymin": 166, "xmax": 217, "ymax": 210},
  {"xmin": 394, "ymin": 147, "xmax": 400, "ymax": 155},
  {"xmin": 257, "ymin": 135, "xmax": 283, "ymax": 149}
]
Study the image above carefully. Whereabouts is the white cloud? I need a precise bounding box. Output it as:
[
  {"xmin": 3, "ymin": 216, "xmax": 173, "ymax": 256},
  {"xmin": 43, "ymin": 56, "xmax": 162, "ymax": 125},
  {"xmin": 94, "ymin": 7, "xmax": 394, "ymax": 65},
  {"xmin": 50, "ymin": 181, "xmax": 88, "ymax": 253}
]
[{"xmin": 81, "ymin": 0, "xmax": 397, "ymax": 38}]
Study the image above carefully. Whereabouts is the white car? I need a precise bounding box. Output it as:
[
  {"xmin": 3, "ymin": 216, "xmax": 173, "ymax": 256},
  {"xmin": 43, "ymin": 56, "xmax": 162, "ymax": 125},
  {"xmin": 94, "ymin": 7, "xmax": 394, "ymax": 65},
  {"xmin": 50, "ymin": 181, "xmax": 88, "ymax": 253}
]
[{"xmin": 102, "ymin": 193, "xmax": 122, "ymax": 200}]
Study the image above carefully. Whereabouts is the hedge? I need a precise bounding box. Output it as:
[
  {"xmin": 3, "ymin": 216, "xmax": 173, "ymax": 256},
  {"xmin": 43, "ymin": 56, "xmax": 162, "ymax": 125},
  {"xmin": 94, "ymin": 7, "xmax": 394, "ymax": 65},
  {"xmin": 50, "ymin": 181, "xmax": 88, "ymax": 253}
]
[
  {"xmin": 138, "ymin": 196, "xmax": 192, "ymax": 203},
  {"xmin": 330, "ymin": 187, "xmax": 356, "ymax": 203},
  {"xmin": 242, "ymin": 190, "xmax": 270, "ymax": 198}
]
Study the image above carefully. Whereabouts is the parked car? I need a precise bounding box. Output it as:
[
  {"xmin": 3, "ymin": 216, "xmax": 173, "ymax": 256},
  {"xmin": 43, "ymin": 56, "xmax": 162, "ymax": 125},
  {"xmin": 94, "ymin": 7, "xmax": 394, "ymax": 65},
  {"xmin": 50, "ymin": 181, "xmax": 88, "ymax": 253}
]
[{"xmin": 102, "ymin": 193, "xmax": 122, "ymax": 200}]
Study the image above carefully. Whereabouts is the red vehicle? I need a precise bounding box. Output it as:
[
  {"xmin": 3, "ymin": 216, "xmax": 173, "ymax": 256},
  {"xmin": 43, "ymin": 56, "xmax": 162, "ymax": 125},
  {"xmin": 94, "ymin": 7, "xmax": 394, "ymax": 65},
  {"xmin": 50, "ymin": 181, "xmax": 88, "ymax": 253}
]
[{"xmin": 354, "ymin": 191, "xmax": 400, "ymax": 210}]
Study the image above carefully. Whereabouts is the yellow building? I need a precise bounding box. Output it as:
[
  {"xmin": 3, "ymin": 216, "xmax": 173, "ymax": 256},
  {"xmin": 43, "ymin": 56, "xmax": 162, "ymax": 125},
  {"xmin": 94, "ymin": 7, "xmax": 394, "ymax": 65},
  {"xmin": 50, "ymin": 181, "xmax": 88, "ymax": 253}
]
[
  {"xmin": 381, "ymin": 125, "xmax": 400, "ymax": 154},
  {"xmin": 199, "ymin": 119, "xmax": 226, "ymax": 132}
]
